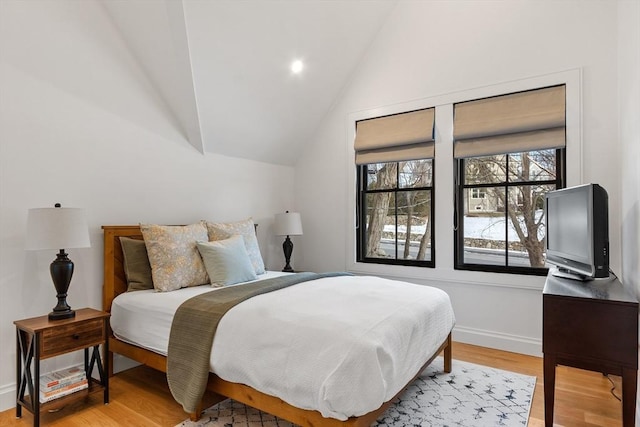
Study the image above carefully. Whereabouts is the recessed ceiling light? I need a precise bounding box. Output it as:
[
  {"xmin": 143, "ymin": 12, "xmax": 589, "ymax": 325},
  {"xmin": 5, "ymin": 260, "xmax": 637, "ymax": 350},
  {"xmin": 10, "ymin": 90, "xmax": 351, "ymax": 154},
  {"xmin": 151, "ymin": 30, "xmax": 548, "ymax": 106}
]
[{"xmin": 291, "ymin": 60, "xmax": 304, "ymax": 74}]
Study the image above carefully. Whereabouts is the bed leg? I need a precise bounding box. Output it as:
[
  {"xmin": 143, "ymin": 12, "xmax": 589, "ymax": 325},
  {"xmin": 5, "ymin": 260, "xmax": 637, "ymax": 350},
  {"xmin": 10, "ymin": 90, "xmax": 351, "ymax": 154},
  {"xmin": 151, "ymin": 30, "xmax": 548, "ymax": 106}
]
[
  {"xmin": 444, "ymin": 333, "xmax": 452, "ymax": 373},
  {"xmin": 189, "ymin": 404, "xmax": 203, "ymax": 422}
]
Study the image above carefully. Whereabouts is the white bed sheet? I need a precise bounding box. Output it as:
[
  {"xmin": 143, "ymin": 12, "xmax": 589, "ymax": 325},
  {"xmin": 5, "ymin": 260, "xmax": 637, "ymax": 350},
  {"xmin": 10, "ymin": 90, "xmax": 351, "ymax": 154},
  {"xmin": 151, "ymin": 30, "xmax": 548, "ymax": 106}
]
[{"xmin": 110, "ymin": 272, "xmax": 455, "ymax": 420}]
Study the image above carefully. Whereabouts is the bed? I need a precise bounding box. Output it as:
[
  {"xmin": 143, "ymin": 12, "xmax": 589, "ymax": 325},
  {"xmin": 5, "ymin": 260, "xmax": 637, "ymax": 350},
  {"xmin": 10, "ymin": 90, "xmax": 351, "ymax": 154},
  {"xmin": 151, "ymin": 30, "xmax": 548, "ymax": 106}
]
[{"xmin": 102, "ymin": 224, "xmax": 455, "ymax": 426}]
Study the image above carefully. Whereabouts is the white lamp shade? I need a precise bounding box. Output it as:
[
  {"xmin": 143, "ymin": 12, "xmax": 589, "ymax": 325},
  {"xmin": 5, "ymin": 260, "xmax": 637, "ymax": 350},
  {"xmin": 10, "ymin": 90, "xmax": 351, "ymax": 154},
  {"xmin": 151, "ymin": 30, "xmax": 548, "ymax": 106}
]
[
  {"xmin": 26, "ymin": 207, "xmax": 91, "ymax": 250},
  {"xmin": 274, "ymin": 212, "xmax": 303, "ymax": 236}
]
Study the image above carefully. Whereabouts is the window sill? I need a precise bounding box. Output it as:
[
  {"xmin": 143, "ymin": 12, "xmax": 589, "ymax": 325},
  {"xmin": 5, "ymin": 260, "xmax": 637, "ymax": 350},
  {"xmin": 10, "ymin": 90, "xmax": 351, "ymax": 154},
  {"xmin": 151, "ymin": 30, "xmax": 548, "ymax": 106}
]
[{"xmin": 347, "ymin": 262, "xmax": 546, "ymax": 291}]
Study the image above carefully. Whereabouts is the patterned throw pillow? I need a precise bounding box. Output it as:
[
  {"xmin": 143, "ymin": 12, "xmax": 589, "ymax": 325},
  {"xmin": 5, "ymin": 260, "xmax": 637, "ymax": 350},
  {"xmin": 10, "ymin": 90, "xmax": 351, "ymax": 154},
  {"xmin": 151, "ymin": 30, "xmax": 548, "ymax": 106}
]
[
  {"xmin": 140, "ymin": 223, "xmax": 210, "ymax": 292},
  {"xmin": 205, "ymin": 218, "xmax": 266, "ymax": 275},
  {"xmin": 196, "ymin": 235, "xmax": 257, "ymax": 287}
]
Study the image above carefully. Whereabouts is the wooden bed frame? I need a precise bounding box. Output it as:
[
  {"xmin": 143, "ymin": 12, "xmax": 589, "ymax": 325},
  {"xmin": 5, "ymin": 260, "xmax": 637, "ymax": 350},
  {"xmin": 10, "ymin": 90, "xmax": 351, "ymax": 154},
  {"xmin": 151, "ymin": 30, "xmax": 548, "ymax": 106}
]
[{"xmin": 102, "ymin": 225, "xmax": 452, "ymax": 426}]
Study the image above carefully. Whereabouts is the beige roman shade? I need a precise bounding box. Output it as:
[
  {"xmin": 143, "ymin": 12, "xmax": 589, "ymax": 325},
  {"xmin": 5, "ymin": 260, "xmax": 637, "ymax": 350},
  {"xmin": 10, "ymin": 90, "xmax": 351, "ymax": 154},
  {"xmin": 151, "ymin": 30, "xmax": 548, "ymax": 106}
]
[
  {"xmin": 453, "ymin": 85, "xmax": 566, "ymax": 158},
  {"xmin": 354, "ymin": 108, "xmax": 435, "ymax": 165}
]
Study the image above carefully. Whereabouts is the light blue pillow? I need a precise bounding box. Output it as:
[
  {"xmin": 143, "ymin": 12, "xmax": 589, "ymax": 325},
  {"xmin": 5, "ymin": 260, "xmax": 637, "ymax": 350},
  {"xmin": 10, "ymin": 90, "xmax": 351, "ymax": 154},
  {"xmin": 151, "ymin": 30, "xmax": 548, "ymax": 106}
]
[{"xmin": 196, "ymin": 235, "xmax": 257, "ymax": 287}]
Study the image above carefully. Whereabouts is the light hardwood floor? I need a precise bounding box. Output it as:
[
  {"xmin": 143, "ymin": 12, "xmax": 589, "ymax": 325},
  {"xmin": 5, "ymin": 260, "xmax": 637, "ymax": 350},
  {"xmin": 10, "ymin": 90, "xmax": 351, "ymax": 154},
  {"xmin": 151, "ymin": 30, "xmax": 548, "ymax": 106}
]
[{"xmin": 0, "ymin": 342, "xmax": 624, "ymax": 426}]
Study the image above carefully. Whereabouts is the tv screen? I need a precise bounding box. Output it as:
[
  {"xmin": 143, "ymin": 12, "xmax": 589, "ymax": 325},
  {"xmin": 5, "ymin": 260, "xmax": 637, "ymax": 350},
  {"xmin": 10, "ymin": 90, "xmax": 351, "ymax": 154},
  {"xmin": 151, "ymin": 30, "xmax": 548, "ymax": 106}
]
[{"xmin": 545, "ymin": 184, "xmax": 609, "ymax": 280}]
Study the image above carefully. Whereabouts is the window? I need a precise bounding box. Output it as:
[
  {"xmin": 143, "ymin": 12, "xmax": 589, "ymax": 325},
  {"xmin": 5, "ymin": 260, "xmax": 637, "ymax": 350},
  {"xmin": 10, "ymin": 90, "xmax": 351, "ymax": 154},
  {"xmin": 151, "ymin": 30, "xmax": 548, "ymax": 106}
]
[
  {"xmin": 456, "ymin": 149, "xmax": 564, "ymax": 272},
  {"xmin": 453, "ymin": 85, "xmax": 566, "ymax": 275},
  {"xmin": 354, "ymin": 108, "xmax": 435, "ymax": 267},
  {"xmin": 357, "ymin": 160, "xmax": 434, "ymax": 265},
  {"xmin": 470, "ymin": 188, "xmax": 486, "ymax": 199}
]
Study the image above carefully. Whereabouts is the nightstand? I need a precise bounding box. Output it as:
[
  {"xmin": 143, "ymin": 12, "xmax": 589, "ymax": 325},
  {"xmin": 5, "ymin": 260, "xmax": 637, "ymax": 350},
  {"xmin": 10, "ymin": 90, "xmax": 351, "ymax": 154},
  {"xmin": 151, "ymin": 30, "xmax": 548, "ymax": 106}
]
[{"xmin": 14, "ymin": 308, "xmax": 110, "ymax": 426}]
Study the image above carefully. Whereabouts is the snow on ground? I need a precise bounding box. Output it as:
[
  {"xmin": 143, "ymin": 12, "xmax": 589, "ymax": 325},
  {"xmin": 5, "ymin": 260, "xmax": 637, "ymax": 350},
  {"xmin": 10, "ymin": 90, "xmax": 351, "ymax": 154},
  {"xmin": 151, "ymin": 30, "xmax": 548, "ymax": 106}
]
[{"xmin": 383, "ymin": 210, "xmax": 545, "ymax": 241}]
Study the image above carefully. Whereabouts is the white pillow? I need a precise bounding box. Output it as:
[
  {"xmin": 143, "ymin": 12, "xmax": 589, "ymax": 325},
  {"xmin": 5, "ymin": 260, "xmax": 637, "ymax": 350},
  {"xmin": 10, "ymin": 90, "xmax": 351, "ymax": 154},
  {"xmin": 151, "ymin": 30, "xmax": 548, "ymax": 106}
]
[{"xmin": 197, "ymin": 235, "xmax": 258, "ymax": 287}]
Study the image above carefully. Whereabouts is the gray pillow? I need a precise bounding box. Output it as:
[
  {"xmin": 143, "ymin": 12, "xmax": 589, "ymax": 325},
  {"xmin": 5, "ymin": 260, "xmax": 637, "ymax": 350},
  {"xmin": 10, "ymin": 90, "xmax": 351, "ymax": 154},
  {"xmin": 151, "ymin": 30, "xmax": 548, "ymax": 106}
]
[
  {"xmin": 119, "ymin": 237, "xmax": 154, "ymax": 291},
  {"xmin": 197, "ymin": 235, "xmax": 257, "ymax": 287}
]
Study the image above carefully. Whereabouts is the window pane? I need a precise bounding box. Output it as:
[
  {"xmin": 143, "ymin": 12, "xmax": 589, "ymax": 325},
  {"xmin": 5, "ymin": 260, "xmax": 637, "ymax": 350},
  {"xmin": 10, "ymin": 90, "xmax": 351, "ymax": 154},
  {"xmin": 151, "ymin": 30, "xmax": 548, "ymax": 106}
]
[
  {"xmin": 399, "ymin": 159, "xmax": 433, "ymax": 188},
  {"xmin": 508, "ymin": 150, "xmax": 557, "ymax": 182},
  {"xmin": 358, "ymin": 158, "xmax": 434, "ymax": 267},
  {"xmin": 506, "ymin": 184, "xmax": 555, "ymax": 268},
  {"xmin": 367, "ymin": 163, "xmax": 397, "ymax": 190},
  {"xmin": 462, "ymin": 188, "xmax": 506, "ymax": 266},
  {"xmin": 365, "ymin": 192, "xmax": 395, "ymax": 259},
  {"xmin": 464, "ymin": 154, "xmax": 507, "ymax": 185},
  {"xmin": 397, "ymin": 190, "xmax": 432, "ymax": 261}
]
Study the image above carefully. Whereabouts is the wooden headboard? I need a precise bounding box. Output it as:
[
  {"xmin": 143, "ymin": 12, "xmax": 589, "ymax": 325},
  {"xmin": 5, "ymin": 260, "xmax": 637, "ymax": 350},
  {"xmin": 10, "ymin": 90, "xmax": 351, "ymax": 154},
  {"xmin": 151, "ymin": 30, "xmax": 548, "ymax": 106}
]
[{"xmin": 102, "ymin": 225, "xmax": 143, "ymax": 313}]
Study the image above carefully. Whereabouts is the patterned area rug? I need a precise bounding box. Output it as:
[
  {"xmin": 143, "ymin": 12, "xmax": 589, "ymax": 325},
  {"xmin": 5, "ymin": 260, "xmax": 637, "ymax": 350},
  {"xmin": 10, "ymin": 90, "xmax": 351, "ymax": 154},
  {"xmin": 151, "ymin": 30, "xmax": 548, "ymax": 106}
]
[{"xmin": 176, "ymin": 358, "xmax": 535, "ymax": 427}]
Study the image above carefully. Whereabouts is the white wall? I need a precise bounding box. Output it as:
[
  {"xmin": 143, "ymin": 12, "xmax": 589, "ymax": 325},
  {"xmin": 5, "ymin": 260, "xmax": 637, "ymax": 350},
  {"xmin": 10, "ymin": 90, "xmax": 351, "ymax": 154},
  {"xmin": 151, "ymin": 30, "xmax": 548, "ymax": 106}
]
[
  {"xmin": 618, "ymin": 1, "xmax": 640, "ymax": 297},
  {"xmin": 617, "ymin": 0, "xmax": 640, "ymax": 419},
  {"xmin": 0, "ymin": 0, "xmax": 294, "ymax": 411},
  {"xmin": 295, "ymin": 1, "xmax": 623, "ymax": 356}
]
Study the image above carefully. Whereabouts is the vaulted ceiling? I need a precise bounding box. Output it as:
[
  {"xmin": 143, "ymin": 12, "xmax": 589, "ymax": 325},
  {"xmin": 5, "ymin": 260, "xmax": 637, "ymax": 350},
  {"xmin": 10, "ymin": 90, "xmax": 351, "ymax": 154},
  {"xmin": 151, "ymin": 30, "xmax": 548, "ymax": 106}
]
[{"xmin": 103, "ymin": 0, "xmax": 396, "ymax": 166}]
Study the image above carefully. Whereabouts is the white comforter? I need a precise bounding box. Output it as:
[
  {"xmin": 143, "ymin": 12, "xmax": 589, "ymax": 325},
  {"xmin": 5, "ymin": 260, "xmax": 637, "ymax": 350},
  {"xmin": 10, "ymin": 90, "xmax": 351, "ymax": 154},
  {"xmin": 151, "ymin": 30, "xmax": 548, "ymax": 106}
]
[{"xmin": 110, "ymin": 272, "xmax": 455, "ymax": 420}]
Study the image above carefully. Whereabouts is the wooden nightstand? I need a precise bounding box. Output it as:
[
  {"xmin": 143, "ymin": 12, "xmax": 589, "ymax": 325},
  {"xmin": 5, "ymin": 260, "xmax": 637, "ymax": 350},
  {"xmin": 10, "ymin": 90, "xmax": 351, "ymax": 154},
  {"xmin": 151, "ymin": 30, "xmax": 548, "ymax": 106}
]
[{"xmin": 14, "ymin": 308, "xmax": 110, "ymax": 426}]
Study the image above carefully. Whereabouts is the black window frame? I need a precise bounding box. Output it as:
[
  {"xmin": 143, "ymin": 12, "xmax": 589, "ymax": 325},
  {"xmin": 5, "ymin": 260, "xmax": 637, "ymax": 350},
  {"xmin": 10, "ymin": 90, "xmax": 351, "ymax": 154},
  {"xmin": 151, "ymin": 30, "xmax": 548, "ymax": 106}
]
[
  {"xmin": 356, "ymin": 160, "xmax": 435, "ymax": 267},
  {"xmin": 454, "ymin": 148, "xmax": 566, "ymax": 275}
]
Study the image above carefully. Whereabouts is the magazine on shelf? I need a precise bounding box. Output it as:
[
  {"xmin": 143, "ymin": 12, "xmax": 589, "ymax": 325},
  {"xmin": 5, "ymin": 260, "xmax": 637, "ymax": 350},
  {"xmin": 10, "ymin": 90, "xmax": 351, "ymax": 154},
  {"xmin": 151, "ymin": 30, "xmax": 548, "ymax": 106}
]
[
  {"xmin": 40, "ymin": 365, "xmax": 86, "ymax": 391},
  {"xmin": 39, "ymin": 379, "xmax": 89, "ymax": 403}
]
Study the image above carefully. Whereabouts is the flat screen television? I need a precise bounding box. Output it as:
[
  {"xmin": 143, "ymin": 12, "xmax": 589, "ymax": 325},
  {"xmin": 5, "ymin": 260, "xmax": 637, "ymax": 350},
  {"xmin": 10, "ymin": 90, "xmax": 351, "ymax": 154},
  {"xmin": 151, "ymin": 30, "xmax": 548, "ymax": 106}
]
[{"xmin": 545, "ymin": 183, "xmax": 609, "ymax": 281}]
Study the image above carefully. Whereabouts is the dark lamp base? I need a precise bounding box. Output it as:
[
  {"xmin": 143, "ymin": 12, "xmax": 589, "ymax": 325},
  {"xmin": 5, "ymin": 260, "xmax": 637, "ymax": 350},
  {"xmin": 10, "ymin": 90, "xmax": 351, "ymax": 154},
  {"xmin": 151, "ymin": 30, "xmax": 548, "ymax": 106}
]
[
  {"xmin": 281, "ymin": 235, "xmax": 295, "ymax": 273},
  {"xmin": 48, "ymin": 309, "xmax": 76, "ymax": 321},
  {"xmin": 49, "ymin": 249, "xmax": 76, "ymax": 321}
]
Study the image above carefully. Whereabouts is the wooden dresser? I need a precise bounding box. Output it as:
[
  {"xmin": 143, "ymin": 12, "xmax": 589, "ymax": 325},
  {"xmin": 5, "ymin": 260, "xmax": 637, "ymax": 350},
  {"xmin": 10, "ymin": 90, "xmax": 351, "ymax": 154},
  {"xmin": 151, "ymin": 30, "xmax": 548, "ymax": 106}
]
[{"xmin": 543, "ymin": 271, "xmax": 638, "ymax": 427}]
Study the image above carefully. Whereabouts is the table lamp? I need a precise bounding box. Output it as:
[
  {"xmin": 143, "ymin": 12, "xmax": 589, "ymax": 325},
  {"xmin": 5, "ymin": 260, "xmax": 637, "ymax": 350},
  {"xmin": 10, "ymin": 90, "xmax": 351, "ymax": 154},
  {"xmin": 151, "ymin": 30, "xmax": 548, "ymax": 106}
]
[
  {"xmin": 26, "ymin": 203, "xmax": 90, "ymax": 320},
  {"xmin": 274, "ymin": 211, "xmax": 303, "ymax": 272}
]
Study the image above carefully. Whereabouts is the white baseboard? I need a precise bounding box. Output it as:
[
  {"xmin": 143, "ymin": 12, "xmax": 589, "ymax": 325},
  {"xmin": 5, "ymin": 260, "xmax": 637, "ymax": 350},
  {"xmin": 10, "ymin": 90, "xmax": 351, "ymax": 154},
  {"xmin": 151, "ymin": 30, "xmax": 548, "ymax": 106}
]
[
  {"xmin": 453, "ymin": 325, "xmax": 542, "ymax": 357},
  {"xmin": 0, "ymin": 383, "xmax": 15, "ymax": 413}
]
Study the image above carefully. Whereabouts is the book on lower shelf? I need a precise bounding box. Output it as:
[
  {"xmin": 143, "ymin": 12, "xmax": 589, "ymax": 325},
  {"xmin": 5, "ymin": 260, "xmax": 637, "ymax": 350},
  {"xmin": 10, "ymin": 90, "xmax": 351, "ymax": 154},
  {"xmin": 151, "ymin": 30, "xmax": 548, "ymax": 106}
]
[
  {"xmin": 39, "ymin": 378, "xmax": 88, "ymax": 403},
  {"xmin": 40, "ymin": 365, "xmax": 86, "ymax": 391},
  {"xmin": 39, "ymin": 365, "xmax": 88, "ymax": 403}
]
